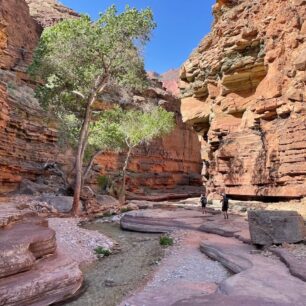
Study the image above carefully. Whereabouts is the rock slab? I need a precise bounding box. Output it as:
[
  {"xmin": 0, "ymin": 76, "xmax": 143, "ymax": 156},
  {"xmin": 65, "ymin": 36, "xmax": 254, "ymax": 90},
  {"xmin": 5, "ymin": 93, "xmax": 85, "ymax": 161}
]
[
  {"xmin": 0, "ymin": 254, "xmax": 83, "ymax": 306},
  {"xmin": 248, "ymin": 210, "xmax": 305, "ymax": 246}
]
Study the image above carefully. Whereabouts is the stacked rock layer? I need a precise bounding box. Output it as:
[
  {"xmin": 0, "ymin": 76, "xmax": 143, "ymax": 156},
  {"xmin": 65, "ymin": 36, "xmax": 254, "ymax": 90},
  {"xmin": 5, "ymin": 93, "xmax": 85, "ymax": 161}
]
[
  {"xmin": 180, "ymin": 0, "xmax": 306, "ymax": 199},
  {"xmin": 0, "ymin": 0, "xmax": 202, "ymax": 197}
]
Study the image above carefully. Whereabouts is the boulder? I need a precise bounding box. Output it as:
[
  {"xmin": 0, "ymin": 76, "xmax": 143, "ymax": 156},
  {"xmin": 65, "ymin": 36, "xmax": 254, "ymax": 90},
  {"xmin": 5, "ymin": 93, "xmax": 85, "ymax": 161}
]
[
  {"xmin": 126, "ymin": 203, "xmax": 140, "ymax": 211},
  {"xmin": 96, "ymin": 195, "xmax": 120, "ymax": 208},
  {"xmin": 18, "ymin": 179, "xmax": 55, "ymax": 196},
  {"xmin": 248, "ymin": 210, "xmax": 306, "ymax": 246},
  {"xmin": 0, "ymin": 221, "xmax": 57, "ymax": 278},
  {"xmin": 37, "ymin": 195, "xmax": 76, "ymax": 213}
]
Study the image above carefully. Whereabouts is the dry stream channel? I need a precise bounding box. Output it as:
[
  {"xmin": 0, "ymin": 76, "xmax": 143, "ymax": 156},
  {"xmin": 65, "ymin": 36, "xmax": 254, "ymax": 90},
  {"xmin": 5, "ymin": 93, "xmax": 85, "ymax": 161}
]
[{"xmin": 65, "ymin": 219, "xmax": 164, "ymax": 306}]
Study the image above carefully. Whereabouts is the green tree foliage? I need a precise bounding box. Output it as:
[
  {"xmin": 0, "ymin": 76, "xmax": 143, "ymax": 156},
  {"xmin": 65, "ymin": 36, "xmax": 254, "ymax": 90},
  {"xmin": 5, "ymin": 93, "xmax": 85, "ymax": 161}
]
[
  {"xmin": 28, "ymin": 6, "xmax": 156, "ymax": 215},
  {"xmin": 90, "ymin": 106, "xmax": 175, "ymax": 204}
]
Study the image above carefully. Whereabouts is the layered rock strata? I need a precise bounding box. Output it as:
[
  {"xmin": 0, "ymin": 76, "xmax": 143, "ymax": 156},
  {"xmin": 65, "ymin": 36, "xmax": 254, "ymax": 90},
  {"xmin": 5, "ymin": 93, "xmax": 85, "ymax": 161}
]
[
  {"xmin": 0, "ymin": 209, "xmax": 83, "ymax": 305},
  {"xmin": 0, "ymin": 0, "xmax": 67, "ymax": 194},
  {"xmin": 89, "ymin": 81, "xmax": 203, "ymax": 198},
  {"xmin": 0, "ymin": 0, "xmax": 42, "ymax": 71},
  {"xmin": 25, "ymin": 0, "xmax": 80, "ymax": 27},
  {"xmin": 0, "ymin": 0, "xmax": 202, "ymax": 197},
  {"xmin": 180, "ymin": 0, "xmax": 306, "ymax": 199}
]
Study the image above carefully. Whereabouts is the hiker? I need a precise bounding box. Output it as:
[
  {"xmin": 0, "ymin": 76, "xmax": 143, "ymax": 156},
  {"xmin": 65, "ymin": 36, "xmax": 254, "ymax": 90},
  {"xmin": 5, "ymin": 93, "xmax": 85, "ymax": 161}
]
[
  {"xmin": 221, "ymin": 193, "xmax": 229, "ymax": 219},
  {"xmin": 200, "ymin": 194, "xmax": 207, "ymax": 214}
]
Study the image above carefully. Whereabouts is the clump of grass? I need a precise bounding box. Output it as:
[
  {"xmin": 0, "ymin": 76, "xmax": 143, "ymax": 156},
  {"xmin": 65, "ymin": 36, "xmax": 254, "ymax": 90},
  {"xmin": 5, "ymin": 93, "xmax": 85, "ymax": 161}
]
[
  {"xmin": 94, "ymin": 246, "xmax": 112, "ymax": 258},
  {"xmin": 97, "ymin": 175, "xmax": 110, "ymax": 192},
  {"xmin": 159, "ymin": 234, "xmax": 174, "ymax": 247},
  {"xmin": 120, "ymin": 206, "xmax": 133, "ymax": 213}
]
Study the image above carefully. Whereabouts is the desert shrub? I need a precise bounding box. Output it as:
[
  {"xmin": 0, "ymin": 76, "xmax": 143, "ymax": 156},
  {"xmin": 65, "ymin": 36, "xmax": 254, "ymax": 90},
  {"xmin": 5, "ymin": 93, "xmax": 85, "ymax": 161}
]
[
  {"xmin": 97, "ymin": 175, "xmax": 110, "ymax": 192},
  {"xmin": 94, "ymin": 246, "xmax": 112, "ymax": 257},
  {"xmin": 159, "ymin": 235, "xmax": 173, "ymax": 247}
]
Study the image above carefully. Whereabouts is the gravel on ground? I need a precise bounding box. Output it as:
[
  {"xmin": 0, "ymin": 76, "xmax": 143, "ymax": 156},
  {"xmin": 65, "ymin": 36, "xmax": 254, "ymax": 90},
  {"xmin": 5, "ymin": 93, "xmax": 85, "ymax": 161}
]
[
  {"xmin": 48, "ymin": 217, "xmax": 115, "ymax": 266},
  {"xmin": 121, "ymin": 230, "xmax": 231, "ymax": 306}
]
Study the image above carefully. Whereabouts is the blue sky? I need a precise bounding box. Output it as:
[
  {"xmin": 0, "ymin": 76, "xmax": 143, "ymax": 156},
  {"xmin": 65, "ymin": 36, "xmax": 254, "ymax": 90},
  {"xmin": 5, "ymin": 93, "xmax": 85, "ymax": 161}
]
[{"xmin": 60, "ymin": 0, "xmax": 216, "ymax": 74}]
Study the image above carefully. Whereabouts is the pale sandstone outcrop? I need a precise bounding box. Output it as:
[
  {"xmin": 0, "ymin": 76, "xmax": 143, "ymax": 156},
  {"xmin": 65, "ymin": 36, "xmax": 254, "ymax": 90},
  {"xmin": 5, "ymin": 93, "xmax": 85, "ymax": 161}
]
[
  {"xmin": 25, "ymin": 0, "xmax": 80, "ymax": 27},
  {"xmin": 180, "ymin": 0, "xmax": 306, "ymax": 199}
]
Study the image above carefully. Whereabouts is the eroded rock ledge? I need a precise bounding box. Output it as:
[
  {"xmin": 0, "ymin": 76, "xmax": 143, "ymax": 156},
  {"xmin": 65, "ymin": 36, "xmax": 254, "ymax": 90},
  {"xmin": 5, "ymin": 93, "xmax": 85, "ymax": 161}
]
[
  {"xmin": 0, "ymin": 207, "xmax": 83, "ymax": 306},
  {"xmin": 180, "ymin": 0, "xmax": 306, "ymax": 199}
]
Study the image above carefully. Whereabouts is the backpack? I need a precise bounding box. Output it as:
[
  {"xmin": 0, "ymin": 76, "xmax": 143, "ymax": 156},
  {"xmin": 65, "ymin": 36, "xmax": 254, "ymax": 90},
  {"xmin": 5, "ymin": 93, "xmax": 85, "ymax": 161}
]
[{"xmin": 201, "ymin": 196, "xmax": 207, "ymax": 205}]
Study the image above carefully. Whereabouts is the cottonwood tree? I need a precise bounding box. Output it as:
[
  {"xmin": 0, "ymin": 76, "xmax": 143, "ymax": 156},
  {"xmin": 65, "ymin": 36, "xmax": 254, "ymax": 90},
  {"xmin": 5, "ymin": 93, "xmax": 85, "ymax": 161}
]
[
  {"xmin": 90, "ymin": 106, "xmax": 175, "ymax": 204},
  {"xmin": 28, "ymin": 6, "xmax": 156, "ymax": 215}
]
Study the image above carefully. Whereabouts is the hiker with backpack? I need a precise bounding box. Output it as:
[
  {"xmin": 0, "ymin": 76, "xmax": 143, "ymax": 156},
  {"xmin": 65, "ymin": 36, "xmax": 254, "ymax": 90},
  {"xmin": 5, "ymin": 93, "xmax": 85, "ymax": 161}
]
[
  {"xmin": 221, "ymin": 193, "xmax": 229, "ymax": 219},
  {"xmin": 200, "ymin": 194, "xmax": 208, "ymax": 214}
]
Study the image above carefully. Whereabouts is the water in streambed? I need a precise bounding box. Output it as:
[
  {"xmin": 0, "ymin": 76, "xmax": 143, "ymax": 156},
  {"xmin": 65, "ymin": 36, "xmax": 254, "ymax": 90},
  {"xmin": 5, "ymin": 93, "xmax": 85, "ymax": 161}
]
[{"xmin": 65, "ymin": 220, "xmax": 164, "ymax": 306}]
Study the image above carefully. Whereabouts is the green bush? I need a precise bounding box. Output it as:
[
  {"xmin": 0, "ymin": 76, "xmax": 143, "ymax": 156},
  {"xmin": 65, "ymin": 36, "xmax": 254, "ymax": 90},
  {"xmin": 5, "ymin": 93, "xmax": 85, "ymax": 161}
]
[
  {"xmin": 94, "ymin": 246, "xmax": 112, "ymax": 257},
  {"xmin": 159, "ymin": 235, "xmax": 173, "ymax": 247},
  {"xmin": 97, "ymin": 175, "xmax": 110, "ymax": 192}
]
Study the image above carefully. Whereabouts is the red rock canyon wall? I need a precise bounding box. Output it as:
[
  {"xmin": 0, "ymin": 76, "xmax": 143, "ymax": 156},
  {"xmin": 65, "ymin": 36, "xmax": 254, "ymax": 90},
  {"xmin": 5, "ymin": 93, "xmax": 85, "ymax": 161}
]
[
  {"xmin": 180, "ymin": 0, "xmax": 306, "ymax": 199},
  {"xmin": 0, "ymin": 0, "xmax": 202, "ymax": 196}
]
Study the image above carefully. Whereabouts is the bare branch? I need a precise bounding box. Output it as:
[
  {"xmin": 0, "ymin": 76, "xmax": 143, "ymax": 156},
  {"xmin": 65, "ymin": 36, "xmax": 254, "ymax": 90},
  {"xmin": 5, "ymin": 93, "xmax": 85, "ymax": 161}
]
[{"xmin": 72, "ymin": 90, "xmax": 86, "ymax": 100}]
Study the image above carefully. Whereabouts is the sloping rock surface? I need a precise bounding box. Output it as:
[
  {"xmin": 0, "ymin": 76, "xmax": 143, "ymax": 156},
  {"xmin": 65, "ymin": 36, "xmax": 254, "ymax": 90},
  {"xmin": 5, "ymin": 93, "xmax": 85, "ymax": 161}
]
[
  {"xmin": 270, "ymin": 247, "xmax": 306, "ymax": 282},
  {"xmin": 0, "ymin": 253, "xmax": 83, "ymax": 306},
  {"xmin": 199, "ymin": 234, "xmax": 306, "ymax": 306},
  {"xmin": 120, "ymin": 207, "xmax": 306, "ymax": 306}
]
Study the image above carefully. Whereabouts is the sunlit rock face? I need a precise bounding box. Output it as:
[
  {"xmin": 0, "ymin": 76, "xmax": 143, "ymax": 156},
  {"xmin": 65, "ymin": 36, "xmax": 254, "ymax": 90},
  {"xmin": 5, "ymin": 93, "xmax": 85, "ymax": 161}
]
[
  {"xmin": 25, "ymin": 0, "xmax": 80, "ymax": 27},
  {"xmin": 87, "ymin": 78, "xmax": 203, "ymax": 198},
  {"xmin": 180, "ymin": 0, "xmax": 306, "ymax": 199},
  {"xmin": 0, "ymin": 0, "xmax": 202, "ymax": 197},
  {"xmin": 0, "ymin": 0, "xmax": 42, "ymax": 70}
]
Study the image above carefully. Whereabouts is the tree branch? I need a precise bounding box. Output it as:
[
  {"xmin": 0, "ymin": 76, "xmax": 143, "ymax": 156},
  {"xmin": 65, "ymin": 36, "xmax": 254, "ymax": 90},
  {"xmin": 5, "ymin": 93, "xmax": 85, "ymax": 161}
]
[{"xmin": 72, "ymin": 90, "xmax": 86, "ymax": 100}]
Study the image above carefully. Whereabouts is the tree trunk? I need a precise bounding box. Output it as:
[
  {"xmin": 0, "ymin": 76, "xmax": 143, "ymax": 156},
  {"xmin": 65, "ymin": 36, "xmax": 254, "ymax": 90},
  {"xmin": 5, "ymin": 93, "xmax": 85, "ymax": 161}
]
[
  {"xmin": 71, "ymin": 106, "xmax": 92, "ymax": 216},
  {"xmin": 71, "ymin": 77, "xmax": 108, "ymax": 216},
  {"xmin": 121, "ymin": 146, "xmax": 132, "ymax": 206},
  {"xmin": 83, "ymin": 149, "xmax": 104, "ymax": 182}
]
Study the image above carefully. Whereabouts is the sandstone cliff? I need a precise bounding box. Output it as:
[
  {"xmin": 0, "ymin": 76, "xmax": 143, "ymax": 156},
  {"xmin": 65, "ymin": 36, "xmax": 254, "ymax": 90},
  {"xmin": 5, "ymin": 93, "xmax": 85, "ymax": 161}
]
[
  {"xmin": 25, "ymin": 0, "xmax": 79, "ymax": 27},
  {"xmin": 148, "ymin": 69, "xmax": 180, "ymax": 96},
  {"xmin": 180, "ymin": 0, "xmax": 306, "ymax": 199},
  {"xmin": 0, "ymin": 0, "xmax": 202, "ymax": 197},
  {"xmin": 0, "ymin": 0, "xmax": 65, "ymax": 193},
  {"xmin": 88, "ymin": 81, "xmax": 203, "ymax": 199}
]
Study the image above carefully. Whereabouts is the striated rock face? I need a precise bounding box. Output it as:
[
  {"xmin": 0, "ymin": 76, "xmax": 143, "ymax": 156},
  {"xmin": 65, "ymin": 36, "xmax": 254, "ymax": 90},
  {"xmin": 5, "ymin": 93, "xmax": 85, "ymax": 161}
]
[
  {"xmin": 0, "ymin": 69, "xmax": 67, "ymax": 194},
  {"xmin": 180, "ymin": 0, "xmax": 306, "ymax": 199},
  {"xmin": 25, "ymin": 0, "xmax": 80, "ymax": 27},
  {"xmin": 0, "ymin": 209, "xmax": 83, "ymax": 305},
  {"xmin": 88, "ymin": 81, "xmax": 203, "ymax": 198},
  {"xmin": 0, "ymin": 0, "xmax": 42, "ymax": 70},
  {"xmin": 0, "ymin": 0, "xmax": 66, "ymax": 193},
  {"xmin": 0, "ymin": 0, "xmax": 202, "ymax": 197}
]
